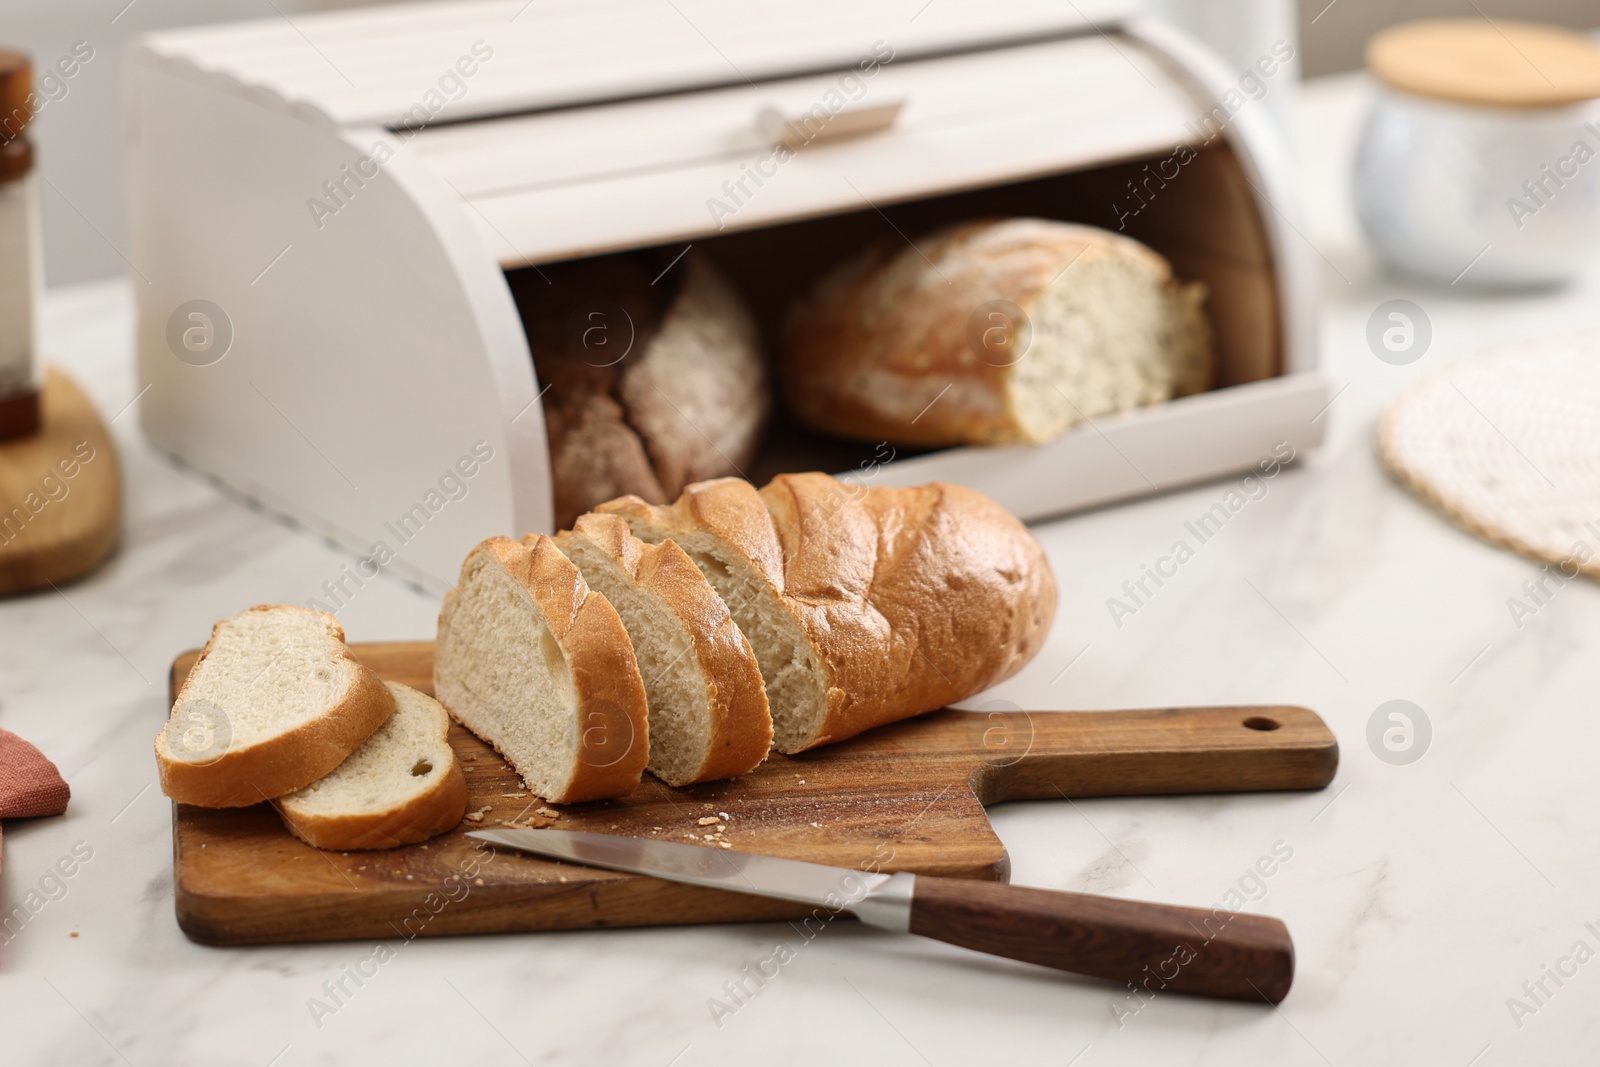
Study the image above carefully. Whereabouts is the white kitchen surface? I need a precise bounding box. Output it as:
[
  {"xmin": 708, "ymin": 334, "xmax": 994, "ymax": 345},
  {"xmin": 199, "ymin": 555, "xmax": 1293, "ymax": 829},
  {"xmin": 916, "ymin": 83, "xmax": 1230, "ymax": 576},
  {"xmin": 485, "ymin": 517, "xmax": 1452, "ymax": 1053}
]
[{"xmin": 3, "ymin": 72, "xmax": 1599, "ymax": 1065}]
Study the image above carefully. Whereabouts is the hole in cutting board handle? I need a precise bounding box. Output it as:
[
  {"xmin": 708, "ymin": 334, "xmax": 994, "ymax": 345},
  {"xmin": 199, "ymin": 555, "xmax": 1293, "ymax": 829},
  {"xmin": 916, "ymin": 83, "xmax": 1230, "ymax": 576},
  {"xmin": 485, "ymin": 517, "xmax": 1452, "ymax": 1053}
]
[{"xmin": 1242, "ymin": 716, "xmax": 1281, "ymax": 731}]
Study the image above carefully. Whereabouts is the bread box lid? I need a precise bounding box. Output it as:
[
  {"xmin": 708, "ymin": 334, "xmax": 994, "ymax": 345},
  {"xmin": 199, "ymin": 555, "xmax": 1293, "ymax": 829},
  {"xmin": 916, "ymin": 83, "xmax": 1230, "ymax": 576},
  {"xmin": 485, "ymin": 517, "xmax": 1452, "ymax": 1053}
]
[
  {"xmin": 403, "ymin": 33, "xmax": 1201, "ymax": 268},
  {"xmin": 139, "ymin": 0, "xmax": 1137, "ymax": 129}
]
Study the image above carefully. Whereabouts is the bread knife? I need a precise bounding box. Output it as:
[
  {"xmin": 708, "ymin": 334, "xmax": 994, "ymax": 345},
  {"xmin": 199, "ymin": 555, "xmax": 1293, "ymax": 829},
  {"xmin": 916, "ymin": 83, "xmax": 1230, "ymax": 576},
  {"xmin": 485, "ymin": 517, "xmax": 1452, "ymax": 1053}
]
[{"xmin": 468, "ymin": 828, "xmax": 1294, "ymax": 1002}]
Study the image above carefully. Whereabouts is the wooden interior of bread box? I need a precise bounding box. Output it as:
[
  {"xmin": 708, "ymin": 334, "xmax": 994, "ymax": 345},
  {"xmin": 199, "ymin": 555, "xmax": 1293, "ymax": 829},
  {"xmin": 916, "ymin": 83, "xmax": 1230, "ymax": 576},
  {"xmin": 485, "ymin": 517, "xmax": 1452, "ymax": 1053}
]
[{"xmin": 504, "ymin": 139, "xmax": 1279, "ymax": 482}]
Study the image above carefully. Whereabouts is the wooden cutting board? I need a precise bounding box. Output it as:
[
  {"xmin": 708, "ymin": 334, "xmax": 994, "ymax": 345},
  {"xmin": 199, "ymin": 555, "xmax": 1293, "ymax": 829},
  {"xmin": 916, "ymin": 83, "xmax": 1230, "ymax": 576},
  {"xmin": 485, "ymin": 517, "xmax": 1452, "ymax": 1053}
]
[{"xmin": 170, "ymin": 642, "xmax": 1338, "ymax": 945}]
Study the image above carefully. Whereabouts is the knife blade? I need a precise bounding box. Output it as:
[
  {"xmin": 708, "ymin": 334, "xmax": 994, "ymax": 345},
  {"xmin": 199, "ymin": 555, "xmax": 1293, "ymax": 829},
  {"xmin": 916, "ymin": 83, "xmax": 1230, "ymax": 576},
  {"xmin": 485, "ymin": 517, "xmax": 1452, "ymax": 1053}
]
[
  {"xmin": 468, "ymin": 828, "xmax": 1296, "ymax": 1002},
  {"xmin": 468, "ymin": 827, "xmax": 912, "ymax": 926}
]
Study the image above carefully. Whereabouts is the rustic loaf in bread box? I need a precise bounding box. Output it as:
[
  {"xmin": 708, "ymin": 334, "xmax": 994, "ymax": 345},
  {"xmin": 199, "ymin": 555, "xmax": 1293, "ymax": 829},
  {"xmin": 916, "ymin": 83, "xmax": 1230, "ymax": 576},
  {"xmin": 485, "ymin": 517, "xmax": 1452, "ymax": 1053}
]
[{"xmin": 128, "ymin": 0, "xmax": 1327, "ymax": 591}]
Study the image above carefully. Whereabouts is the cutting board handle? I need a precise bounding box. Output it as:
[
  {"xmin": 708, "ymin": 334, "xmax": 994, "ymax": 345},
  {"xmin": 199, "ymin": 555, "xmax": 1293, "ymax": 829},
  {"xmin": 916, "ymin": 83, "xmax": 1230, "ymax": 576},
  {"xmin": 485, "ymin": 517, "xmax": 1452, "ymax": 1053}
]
[
  {"xmin": 961, "ymin": 705, "xmax": 1337, "ymax": 803},
  {"xmin": 907, "ymin": 875, "xmax": 1294, "ymax": 1002}
]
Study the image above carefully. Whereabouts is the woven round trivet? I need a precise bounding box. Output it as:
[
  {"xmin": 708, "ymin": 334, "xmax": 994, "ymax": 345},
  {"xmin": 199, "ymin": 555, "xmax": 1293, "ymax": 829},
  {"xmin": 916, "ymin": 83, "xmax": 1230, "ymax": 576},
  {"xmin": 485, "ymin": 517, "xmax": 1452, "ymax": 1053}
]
[{"xmin": 1379, "ymin": 334, "xmax": 1600, "ymax": 578}]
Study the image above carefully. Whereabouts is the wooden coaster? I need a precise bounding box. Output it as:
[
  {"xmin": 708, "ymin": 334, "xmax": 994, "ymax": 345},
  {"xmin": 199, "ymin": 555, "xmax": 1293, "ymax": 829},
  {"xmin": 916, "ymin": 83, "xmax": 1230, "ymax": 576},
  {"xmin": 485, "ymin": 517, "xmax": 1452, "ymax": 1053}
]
[
  {"xmin": 0, "ymin": 368, "xmax": 120, "ymax": 596},
  {"xmin": 1368, "ymin": 19, "xmax": 1600, "ymax": 107},
  {"xmin": 1380, "ymin": 335, "xmax": 1600, "ymax": 578}
]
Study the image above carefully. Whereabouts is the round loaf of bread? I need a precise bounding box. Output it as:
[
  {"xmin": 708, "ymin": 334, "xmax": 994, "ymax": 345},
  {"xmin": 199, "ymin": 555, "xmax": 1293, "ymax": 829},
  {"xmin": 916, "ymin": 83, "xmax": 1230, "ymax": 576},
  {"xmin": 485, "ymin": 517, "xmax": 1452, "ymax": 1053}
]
[
  {"xmin": 511, "ymin": 253, "xmax": 770, "ymax": 529},
  {"xmin": 781, "ymin": 218, "xmax": 1213, "ymax": 447}
]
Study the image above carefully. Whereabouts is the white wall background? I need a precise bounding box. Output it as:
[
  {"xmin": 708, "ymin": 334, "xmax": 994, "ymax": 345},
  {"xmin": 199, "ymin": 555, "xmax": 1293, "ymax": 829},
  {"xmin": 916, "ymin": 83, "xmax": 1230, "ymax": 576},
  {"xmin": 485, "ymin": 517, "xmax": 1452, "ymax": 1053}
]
[
  {"xmin": 9, "ymin": 0, "xmax": 1598, "ymax": 286},
  {"xmin": 8, "ymin": 0, "xmax": 389, "ymax": 286}
]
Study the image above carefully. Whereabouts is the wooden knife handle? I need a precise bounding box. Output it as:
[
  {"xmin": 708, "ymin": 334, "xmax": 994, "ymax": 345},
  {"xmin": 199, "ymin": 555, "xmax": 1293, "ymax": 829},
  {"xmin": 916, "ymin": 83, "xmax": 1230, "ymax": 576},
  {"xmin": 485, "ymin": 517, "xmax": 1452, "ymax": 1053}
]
[
  {"xmin": 907, "ymin": 875, "xmax": 1294, "ymax": 1002},
  {"xmin": 965, "ymin": 705, "xmax": 1338, "ymax": 803}
]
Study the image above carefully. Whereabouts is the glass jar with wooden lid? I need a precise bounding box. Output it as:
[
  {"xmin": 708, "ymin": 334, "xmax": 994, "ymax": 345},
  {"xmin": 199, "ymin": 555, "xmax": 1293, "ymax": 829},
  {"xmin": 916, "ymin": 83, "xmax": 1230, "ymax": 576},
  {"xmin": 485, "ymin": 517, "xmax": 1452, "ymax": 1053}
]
[
  {"xmin": 0, "ymin": 50, "xmax": 41, "ymax": 439},
  {"xmin": 1353, "ymin": 20, "xmax": 1600, "ymax": 287}
]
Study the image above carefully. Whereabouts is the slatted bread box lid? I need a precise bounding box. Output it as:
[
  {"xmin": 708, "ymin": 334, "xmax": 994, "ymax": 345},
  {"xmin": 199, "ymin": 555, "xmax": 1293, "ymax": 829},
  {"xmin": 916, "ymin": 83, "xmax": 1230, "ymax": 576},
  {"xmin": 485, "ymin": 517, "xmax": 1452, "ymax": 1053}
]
[{"xmin": 129, "ymin": 0, "xmax": 1325, "ymax": 592}]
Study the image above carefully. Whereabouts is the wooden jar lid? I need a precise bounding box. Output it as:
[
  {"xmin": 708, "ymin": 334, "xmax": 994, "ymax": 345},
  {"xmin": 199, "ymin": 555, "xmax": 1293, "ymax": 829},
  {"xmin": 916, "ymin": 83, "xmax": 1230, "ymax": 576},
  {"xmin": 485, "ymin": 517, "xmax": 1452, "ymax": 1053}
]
[
  {"xmin": 0, "ymin": 51, "xmax": 32, "ymax": 143},
  {"xmin": 1368, "ymin": 19, "xmax": 1600, "ymax": 107}
]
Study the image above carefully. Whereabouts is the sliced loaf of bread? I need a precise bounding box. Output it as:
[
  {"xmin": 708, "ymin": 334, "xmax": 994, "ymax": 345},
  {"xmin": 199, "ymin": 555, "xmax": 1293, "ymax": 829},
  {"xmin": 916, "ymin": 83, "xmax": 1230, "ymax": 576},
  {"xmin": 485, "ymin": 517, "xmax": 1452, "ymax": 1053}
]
[
  {"xmin": 156, "ymin": 605, "xmax": 396, "ymax": 808},
  {"xmin": 555, "ymin": 514, "xmax": 772, "ymax": 786},
  {"xmin": 597, "ymin": 473, "xmax": 1056, "ymax": 753},
  {"xmin": 434, "ymin": 535, "xmax": 650, "ymax": 803},
  {"xmin": 276, "ymin": 682, "xmax": 468, "ymax": 850}
]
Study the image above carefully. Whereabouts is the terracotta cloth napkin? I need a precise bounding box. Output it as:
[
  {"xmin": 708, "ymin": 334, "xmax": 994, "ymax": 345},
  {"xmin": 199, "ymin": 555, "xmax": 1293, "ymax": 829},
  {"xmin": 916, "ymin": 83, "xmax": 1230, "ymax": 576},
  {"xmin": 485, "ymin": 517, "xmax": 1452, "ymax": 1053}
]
[{"xmin": 0, "ymin": 728, "xmax": 71, "ymax": 874}]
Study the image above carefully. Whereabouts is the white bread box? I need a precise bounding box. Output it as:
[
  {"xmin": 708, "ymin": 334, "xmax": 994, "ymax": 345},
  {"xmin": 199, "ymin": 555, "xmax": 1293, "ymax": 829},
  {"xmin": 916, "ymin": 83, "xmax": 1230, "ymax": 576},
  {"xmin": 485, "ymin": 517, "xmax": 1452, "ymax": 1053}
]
[{"xmin": 129, "ymin": 0, "xmax": 1326, "ymax": 593}]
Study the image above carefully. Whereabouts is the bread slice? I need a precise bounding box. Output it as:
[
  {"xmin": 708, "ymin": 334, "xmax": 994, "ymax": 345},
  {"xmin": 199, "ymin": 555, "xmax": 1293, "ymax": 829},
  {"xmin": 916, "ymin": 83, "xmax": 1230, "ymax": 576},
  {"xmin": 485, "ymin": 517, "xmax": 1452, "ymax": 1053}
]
[
  {"xmin": 555, "ymin": 514, "xmax": 772, "ymax": 785},
  {"xmin": 781, "ymin": 218, "xmax": 1213, "ymax": 447},
  {"xmin": 275, "ymin": 682, "xmax": 467, "ymax": 850},
  {"xmin": 156, "ymin": 605, "xmax": 396, "ymax": 808},
  {"xmin": 433, "ymin": 535, "xmax": 649, "ymax": 803},
  {"xmin": 597, "ymin": 473, "xmax": 1056, "ymax": 753}
]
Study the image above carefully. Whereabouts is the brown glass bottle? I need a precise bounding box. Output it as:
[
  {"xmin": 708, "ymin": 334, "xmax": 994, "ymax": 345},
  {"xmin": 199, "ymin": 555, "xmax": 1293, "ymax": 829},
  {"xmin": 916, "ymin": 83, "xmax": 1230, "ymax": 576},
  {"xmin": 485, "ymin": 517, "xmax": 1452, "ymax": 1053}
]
[{"xmin": 0, "ymin": 50, "xmax": 41, "ymax": 440}]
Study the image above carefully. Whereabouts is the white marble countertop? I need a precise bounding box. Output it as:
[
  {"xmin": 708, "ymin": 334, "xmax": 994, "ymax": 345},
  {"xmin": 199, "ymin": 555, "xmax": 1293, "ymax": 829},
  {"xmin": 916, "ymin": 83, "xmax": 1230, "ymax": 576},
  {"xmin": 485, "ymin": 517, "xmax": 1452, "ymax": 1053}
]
[{"xmin": 4, "ymin": 72, "xmax": 1600, "ymax": 1066}]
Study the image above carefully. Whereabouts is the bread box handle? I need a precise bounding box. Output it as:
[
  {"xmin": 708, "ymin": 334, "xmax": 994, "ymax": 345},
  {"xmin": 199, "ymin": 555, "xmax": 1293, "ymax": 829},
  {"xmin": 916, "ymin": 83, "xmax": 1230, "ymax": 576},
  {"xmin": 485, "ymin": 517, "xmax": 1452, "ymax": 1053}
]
[{"xmin": 755, "ymin": 100, "xmax": 903, "ymax": 150}]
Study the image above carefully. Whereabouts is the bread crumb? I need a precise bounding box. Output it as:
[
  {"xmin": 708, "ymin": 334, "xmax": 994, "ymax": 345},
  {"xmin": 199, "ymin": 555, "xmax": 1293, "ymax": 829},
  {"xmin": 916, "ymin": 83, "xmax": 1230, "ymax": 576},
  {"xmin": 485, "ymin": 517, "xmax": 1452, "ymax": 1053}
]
[
  {"xmin": 465, "ymin": 807, "xmax": 492, "ymax": 823},
  {"xmin": 474, "ymin": 878, "xmax": 484, "ymax": 886},
  {"xmin": 702, "ymin": 803, "xmax": 714, "ymax": 809},
  {"xmin": 718, "ymin": 812, "xmax": 731, "ymax": 820},
  {"xmin": 697, "ymin": 816, "xmax": 719, "ymax": 826},
  {"xmin": 406, "ymin": 875, "xmax": 414, "ymax": 881},
  {"xmin": 718, "ymin": 842, "xmax": 732, "ymax": 849},
  {"xmin": 798, "ymin": 779, "xmax": 806, "ymax": 785},
  {"xmin": 652, "ymin": 826, "xmax": 662, "ymax": 831},
  {"xmin": 419, "ymin": 844, "xmax": 429, "ymax": 850},
  {"xmin": 500, "ymin": 793, "xmax": 528, "ymax": 798},
  {"xmin": 811, "ymin": 822, "xmax": 822, "ymax": 828},
  {"xmin": 536, "ymin": 807, "xmax": 561, "ymax": 819},
  {"xmin": 715, "ymin": 824, "xmax": 727, "ymax": 832},
  {"xmin": 70, "ymin": 931, "xmax": 79, "ymax": 938},
  {"xmin": 702, "ymin": 834, "xmax": 716, "ymax": 840}
]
